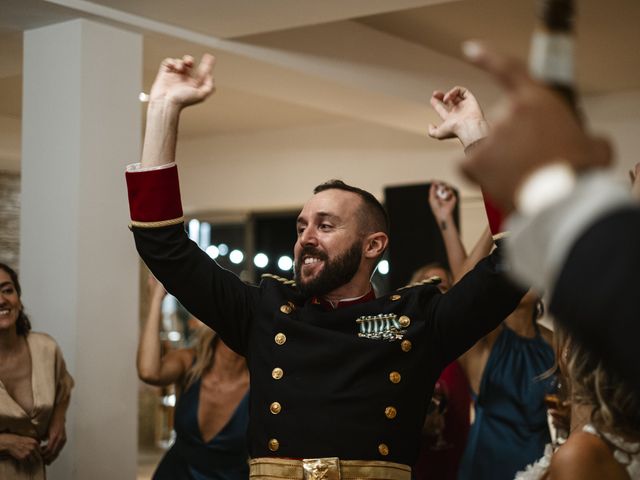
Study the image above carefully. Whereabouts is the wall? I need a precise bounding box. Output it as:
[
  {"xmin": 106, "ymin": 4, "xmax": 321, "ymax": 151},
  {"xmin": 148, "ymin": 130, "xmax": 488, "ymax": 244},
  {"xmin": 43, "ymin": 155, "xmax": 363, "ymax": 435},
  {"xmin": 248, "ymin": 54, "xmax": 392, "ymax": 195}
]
[
  {"xmin": 177, "ymin": 89, "xmax": 640, "ymax": 249},
  {"xmin": 2, "ymin": 89, "xmax": 639, "ymax": 251},
  {"xmin": 178, "ymin": 119, "xmax": 485, "ymax": 246}
]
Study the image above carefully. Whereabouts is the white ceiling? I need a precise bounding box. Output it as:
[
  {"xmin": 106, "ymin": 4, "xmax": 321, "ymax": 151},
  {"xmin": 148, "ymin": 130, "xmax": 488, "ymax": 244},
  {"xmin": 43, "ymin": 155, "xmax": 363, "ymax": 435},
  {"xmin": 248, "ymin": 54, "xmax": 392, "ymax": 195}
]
[
  {"xmin": 86, "ymin": 0, "xmax": 456, "ymax": 38},
  {"xmin": 1, "ymin": 0, "xmax": 639, "ymax": 139}
]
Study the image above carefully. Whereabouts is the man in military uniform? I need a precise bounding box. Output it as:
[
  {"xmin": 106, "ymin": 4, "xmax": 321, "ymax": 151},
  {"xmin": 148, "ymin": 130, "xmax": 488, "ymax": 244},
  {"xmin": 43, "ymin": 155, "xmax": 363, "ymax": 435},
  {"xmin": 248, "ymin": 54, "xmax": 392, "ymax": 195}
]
[{"xmin": 126, "ymin": 53, "xmax": 525, "ymax": 479}]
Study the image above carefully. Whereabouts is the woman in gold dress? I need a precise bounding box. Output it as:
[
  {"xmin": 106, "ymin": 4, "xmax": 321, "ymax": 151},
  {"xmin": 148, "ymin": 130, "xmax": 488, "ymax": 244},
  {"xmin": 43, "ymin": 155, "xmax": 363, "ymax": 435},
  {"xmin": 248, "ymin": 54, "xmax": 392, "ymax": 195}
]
[{"xmin": 0, "ymin": 263, "xmax": 74, "ymax": 479}]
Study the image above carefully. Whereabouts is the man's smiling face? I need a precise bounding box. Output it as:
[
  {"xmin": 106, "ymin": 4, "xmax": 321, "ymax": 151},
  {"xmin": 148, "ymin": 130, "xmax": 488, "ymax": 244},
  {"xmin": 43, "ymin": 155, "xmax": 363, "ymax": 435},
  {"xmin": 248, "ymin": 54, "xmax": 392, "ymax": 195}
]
[{"xmin": 293, "ymin": 189, "xmax": 365, "ymax": 298}]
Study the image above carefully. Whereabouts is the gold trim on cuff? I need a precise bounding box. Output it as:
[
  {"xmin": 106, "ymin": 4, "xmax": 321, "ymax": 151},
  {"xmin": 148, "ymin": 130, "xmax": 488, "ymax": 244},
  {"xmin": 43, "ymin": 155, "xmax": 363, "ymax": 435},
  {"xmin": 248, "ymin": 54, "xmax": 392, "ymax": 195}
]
[
  {"xmin": 129, "ymin": 217, "xmax": 184, "ymax": 228},
  {"xmin": 492, "ymin": 231, "xmax": 510, "ymax": 242}
]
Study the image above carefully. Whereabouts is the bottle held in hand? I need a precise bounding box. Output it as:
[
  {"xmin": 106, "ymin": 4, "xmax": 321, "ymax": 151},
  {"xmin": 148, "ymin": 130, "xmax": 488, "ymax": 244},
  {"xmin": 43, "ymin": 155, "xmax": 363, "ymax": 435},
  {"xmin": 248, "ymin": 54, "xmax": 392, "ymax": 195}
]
[{"xmin": 530, "ymin": 0, "xmax": 578, "ymax": 112}]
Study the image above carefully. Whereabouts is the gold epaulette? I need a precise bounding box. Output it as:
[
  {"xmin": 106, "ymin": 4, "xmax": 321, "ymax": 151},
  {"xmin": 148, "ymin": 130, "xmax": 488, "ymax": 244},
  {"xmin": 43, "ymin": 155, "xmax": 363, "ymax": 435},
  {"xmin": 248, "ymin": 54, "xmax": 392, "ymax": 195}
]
[
  {"xmin": 396, "ymin": 275, "xmax": 441, "ymax": 291},
  {"xmin": 261, "ymin": 273, "xmax": 297, "ymax": 287}
]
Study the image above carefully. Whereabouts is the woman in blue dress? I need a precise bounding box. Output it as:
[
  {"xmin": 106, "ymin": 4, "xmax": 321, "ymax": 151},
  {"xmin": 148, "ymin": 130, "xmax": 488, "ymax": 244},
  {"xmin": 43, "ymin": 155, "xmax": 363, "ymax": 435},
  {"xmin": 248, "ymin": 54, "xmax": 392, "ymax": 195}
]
[
  {"xmin": 138, "ymin": 276, "xmax": 249, "ymax": 480},
  {"xmin": 429, "ymin": 182, "xmax": 556, "ymax": 480},
  {"xmin": 455, "ymin": 290, "xmax": 556, "ymax": 480}
]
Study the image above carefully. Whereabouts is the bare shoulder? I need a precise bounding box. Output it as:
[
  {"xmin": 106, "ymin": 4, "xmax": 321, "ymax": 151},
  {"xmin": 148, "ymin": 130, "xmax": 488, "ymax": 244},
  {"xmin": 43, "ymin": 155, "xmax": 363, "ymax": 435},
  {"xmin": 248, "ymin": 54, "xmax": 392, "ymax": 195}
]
[
  {"xmin": 159, "ymin": 347, "xmax": 196, "ymax": 377},
  {"xmin": 550, "ymin": 431, "xmax": 629, "ymax": 480},
  {"xmin": 170, "ymin": 347, "xmax": 196, "ymax": 369}
]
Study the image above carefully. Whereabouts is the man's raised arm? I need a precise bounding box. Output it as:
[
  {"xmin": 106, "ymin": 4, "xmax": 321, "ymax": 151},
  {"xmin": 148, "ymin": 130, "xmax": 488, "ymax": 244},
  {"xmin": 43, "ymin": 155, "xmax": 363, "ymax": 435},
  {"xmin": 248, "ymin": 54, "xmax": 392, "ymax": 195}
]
[
  {"xmin": 126, "ymin": 55, "xmax": 257, "ymax": 356},
  {"xmin": 424, "ymin": 83, "xmax": 525, "ymax": 364},
  {"xmin": 139, "ymin": 54, "xmax": 215, "ymax": 169}
]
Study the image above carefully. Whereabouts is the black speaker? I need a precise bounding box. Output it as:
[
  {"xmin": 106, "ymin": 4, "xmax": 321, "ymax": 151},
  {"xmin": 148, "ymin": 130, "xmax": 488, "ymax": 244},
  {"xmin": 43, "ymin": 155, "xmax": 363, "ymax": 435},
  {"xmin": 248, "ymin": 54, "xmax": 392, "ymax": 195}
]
[{"xmin": 384, "ymin": 183, "xmax": 459, "ymax": 290}]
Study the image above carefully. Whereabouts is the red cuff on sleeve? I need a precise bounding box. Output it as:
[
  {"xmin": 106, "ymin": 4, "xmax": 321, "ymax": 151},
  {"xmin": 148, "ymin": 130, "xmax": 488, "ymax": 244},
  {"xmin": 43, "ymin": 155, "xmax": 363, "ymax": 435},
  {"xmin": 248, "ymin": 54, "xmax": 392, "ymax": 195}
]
[
  {"xmin": 126, "ymin": 165, "xmax": 184, "ymax": 226},
  {"xmin": 481, "ymin": 189, "xmax": 505, "ymax": 236}
]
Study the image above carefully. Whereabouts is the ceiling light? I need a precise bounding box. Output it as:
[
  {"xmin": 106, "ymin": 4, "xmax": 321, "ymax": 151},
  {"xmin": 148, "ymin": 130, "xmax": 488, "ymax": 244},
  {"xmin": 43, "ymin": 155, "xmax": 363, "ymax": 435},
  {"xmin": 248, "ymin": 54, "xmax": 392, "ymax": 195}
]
[
  {"xmin": 229, "ymin": 249, "xmax": 244, "ymax": 264},
  {"xmin": 278, "ymin": 256, "xmax": 293, "ymax": 271},
  {"xmin": 254, "ymin": 253, "xmax": 269, "ymax": 268}
]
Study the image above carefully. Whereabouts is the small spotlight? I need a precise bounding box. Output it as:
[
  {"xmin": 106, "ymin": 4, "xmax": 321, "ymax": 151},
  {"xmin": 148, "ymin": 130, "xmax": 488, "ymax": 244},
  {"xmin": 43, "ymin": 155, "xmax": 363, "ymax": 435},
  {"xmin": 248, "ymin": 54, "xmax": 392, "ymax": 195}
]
[
  {"xmin": 377, "ymin": 260, "xmax": 389, "ymax": 275},
  {"xmin": 229, "ymin": 249, "xmax": 244, "ymax": 264},
  {"xmin": 199, "ymin": 222, "xmax": 211, "ymax": 249},
  {"xmin": 206, "ymin": 245, "xmax": 219, "ymax": 259},
  {"xmin": 218, "ymin": 244, "xmax": 229, "ymax": 256},
  {"xmin": 139, "ymin": 92, "xmax": 150, "ymax": 102},
  {"xmin": 167, "ymin": 331, "xmax": 181, "ymax": 342},
  {"xmin": 188, "ymin": 219, "xmax": 200, "ymax": 242},
  {"xmin": 254, "ymin": 253, "xmax": 269, "ymax": 268},
  {"xmin": 278, "ymin": 256, "xmax": 293, "ymax": 271}
]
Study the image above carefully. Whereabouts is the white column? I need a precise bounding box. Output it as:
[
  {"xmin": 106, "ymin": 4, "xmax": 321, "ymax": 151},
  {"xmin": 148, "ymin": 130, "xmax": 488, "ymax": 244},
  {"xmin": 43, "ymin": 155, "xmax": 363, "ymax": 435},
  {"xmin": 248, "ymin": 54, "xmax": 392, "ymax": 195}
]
[{"xmin": 20, "ymin": 19, "xmax": 141, "ymax": 480}]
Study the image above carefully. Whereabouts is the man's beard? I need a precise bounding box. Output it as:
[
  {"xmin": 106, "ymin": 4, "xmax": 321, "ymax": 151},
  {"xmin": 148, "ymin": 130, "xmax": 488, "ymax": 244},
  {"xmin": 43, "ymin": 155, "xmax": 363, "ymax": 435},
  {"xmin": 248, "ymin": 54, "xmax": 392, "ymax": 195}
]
[{"xmin": 294, "ymin": 240, "xmax": 363, "ymax": 298}]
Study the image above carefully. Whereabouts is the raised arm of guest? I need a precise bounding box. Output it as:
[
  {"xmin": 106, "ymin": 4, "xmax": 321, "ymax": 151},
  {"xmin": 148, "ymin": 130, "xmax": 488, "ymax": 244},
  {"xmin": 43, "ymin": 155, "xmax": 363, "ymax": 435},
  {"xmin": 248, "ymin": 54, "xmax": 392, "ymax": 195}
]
[
  {"xmin": 429, "ymin": 183, "xmax": 494, "ymax": 283},
  {"xmin": 428, "ymin": 182, "xmax": 466, "ymax": 279},
  {"xmin": 462, "ymin": 227, "xmax": 493, "ymax": 279},
  {"xmin": 137, "ymin": 275, "xmax": 192, "ymax": 386}
]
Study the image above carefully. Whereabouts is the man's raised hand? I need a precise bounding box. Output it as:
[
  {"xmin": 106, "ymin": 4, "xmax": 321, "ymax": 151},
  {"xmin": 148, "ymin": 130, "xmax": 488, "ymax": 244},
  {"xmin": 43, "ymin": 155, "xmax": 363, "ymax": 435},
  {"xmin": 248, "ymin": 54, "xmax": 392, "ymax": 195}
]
[
  {"xmin": 428, "ymin": 86, "xmax": 489, "ymax": 149},
  {"xmin": 140, "ymin": 54, "xmax": 216, "ymax": 167},
  {"xmin": 149, "ymin": 54, "xmax": 216, "ymax": 109}
]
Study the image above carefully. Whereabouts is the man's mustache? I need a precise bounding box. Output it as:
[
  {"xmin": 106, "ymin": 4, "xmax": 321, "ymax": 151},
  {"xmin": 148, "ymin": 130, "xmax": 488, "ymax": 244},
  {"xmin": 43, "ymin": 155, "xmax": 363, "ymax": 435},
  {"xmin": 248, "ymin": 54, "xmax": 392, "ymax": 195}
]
[{"xmin": 297, "ymin": 247, "xmax": 328, "ymax": 263}]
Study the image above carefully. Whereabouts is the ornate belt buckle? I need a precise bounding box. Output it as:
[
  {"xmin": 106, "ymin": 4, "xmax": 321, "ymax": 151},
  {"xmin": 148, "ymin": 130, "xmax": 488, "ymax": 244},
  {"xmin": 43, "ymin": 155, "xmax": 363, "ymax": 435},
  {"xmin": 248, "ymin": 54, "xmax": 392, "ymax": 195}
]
[{"xmin": 302, "ymin": 457, "xmax": 341, "ymax": 480}]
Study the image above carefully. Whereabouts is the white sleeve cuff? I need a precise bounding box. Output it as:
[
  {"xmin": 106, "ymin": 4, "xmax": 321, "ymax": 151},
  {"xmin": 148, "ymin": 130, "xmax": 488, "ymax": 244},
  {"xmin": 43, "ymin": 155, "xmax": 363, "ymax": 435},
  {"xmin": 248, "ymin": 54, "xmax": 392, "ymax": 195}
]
[
  {"xmin": 515, "ymin": 163, "xmax": 576, "ymax": 216},
  {"xmin": 505, "ymin": 170, "xmax": 631, "ymax": 293},
  {"xmin": 126, "ymin": 162, "xmax": 176, "ymax": 173}
]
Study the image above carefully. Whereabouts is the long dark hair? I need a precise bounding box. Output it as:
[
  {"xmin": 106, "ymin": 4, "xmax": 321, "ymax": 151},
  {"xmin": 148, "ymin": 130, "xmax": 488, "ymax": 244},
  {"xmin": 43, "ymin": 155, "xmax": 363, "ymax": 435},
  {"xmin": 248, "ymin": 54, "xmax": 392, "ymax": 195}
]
[{"xmin": 0, "ymin": 263, "xmax": 31, "ymax": 336}]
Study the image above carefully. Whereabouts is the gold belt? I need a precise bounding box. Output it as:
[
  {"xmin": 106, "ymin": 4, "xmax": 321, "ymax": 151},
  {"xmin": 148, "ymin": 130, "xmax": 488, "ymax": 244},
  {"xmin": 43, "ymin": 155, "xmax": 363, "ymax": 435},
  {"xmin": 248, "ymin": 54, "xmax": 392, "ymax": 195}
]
[{"xmin": 249, "ymin": 457, "xmax": 411, "ymax": 480}]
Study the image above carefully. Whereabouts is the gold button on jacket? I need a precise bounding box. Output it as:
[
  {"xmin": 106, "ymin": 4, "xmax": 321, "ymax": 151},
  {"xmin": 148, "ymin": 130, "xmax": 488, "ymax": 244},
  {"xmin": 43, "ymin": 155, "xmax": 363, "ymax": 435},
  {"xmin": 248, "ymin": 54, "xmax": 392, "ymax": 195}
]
[
  {"xmin": 270, "ymin": 402, "xmax": 282, "ymax": 414},
  {"xmin": 272, "ymin": 367, "xmax": 284, "ymax": 380},
  {"xmin": 280, "ymin": 304, "xmax": 292, "ymax": 314},
  {"xmin": 385, "ymin": 406, "xmax": 397, "ymax": 419},
  {"xmin": 268, "ymin": 438, "xmax": 280, "ymax": 452}
]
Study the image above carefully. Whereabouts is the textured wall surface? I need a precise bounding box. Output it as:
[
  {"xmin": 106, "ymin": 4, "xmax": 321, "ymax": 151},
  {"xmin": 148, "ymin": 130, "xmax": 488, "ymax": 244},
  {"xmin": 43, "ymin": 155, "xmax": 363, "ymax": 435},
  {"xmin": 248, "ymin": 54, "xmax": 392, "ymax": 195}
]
[{"xmin": 0, "ymin": 171, "xmax": 20, "ymax": 269}]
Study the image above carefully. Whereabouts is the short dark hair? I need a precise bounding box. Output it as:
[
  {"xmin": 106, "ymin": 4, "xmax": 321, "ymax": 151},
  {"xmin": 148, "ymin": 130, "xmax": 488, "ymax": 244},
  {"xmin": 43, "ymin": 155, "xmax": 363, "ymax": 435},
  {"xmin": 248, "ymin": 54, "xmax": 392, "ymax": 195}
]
[
  {"xmin": 410, "ymin": 262, "xmax": 452, "ymax": 284},
  {"xmin": 313, "ymin": 180, "xmax": 389, "ymax": 236},
  {"xmin": 0, "ymin": 263, "xmax": 31, "ymax": 336}
]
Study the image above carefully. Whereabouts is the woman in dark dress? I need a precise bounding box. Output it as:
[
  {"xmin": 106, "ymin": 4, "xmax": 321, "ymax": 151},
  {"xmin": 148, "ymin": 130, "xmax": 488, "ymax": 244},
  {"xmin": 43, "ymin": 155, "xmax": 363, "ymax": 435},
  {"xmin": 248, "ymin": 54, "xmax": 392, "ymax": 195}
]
[{"xmin": 138, "ymin": 275, "xmax": 249, "ymax": 480}]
